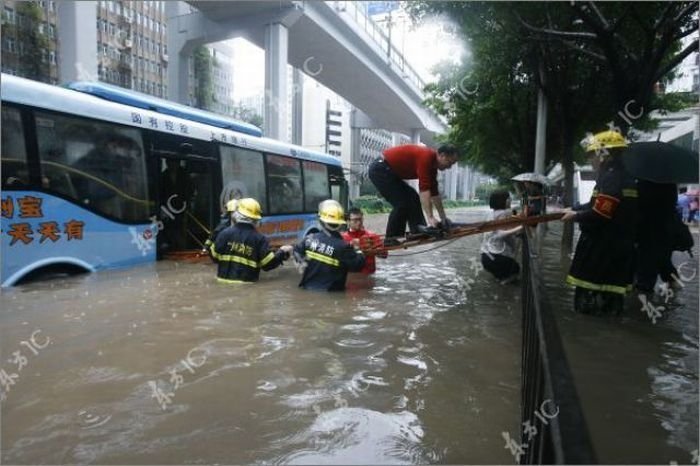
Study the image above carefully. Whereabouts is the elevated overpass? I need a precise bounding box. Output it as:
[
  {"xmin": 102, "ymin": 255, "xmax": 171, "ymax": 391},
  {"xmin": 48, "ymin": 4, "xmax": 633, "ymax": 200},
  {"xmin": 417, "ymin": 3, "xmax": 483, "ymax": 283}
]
[{"xmin": 168, "ymin": 1, "xmax": 447, "ymax": 143}]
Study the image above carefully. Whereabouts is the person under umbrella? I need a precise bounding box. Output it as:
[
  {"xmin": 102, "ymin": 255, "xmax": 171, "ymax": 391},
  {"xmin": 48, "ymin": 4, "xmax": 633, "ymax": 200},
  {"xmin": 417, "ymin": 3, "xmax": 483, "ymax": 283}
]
[
  {"xmin": 560, "ymin": 130, "xmax": 639, "ymax": 315},
  {"xmin": 511, "ymin": 172, "xmax": 549, "ymax": 216}
]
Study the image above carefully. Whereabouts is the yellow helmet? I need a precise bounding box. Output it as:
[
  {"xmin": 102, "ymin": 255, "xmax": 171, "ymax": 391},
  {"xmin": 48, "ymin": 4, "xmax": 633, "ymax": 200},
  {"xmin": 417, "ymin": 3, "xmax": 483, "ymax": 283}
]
[
  {"xmin": 225, "ymin": 199, "xmax": 239, "ymax": 213},
  {"xmin": 236, "ymin": 198, "xmax": 262, "ymax": 220},
  {"xmin": 318, "ymin": 199, "xmax": 346, "ymax": 225},
  {"xmin": 582, "ymin": 130, "xmax": 628, "ymax": 153}
]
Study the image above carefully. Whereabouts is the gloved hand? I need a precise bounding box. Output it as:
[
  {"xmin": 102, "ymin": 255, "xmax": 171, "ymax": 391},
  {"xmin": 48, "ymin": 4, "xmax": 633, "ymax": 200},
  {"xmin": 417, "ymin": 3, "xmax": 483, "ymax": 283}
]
[
  {"xmin": 292, "ymin": 250, "xmax": 308, "ymax": 274},
  {"xmin": 279, "ymin": 244, "xmax": 293, "ymax": 260}
]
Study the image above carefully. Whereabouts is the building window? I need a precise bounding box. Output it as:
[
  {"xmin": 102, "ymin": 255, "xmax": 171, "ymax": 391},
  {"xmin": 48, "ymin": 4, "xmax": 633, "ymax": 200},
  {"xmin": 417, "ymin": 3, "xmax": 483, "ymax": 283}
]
[
  {"xmin": 49, "ymin": 50, "xmax": 56, "ymax": 64},
  {"xmin": 48, "ymin": 24, "xmax": 55, "ymax": 38},
  {"xmin": 4, "ymin": 7, "xmax": 16, "ymax": 25},
  {"xmin": 5, "ymin": 38, "xmax": 17, "ymax": 54}
]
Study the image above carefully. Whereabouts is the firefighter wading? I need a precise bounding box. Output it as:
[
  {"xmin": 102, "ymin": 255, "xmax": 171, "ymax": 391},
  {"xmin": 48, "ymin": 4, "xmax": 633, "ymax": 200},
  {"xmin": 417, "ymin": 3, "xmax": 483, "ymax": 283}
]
[
  {"xmin": 210, "ymin": 198, "xmax": 290, "ymax": 283},
  {"xmin": 566, "ymin": 130, "xmax": 638, "ymax": 313},
  {"xmin": 295, "ymin": 200, "xmax": 366, "ymax": 291}
]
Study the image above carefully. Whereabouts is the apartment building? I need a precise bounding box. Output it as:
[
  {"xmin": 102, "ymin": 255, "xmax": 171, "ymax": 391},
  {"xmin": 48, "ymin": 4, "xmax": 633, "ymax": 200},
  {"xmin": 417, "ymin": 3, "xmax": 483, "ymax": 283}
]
[
  {"xmin": 2, "ymin": 0, "xmax": 59, "ymax": 84},
  {"xmin": 96, "ymin": 0, "xmax": 168, "ymax": 97}
]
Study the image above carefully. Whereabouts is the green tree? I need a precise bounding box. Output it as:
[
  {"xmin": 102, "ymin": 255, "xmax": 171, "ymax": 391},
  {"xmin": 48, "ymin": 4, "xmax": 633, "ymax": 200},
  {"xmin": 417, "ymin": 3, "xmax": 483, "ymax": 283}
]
[
  {"xmin": 193, "ymin": 46, "xmax": 214, "ymax": 111},
  {"xmin": 409, "ymin": 1, "xmax": 698, "ymax": 246},
  {"xmin": 234, "ymin": 106, "xmax": 263, "ymax": 128},
  {"xmin": 3, "ymin": 2, "xmax": 51, "ymax": 82}
]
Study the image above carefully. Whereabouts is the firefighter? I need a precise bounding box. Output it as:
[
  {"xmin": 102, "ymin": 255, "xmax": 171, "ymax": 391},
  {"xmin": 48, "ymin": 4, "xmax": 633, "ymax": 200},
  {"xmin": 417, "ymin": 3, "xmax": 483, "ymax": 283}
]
[
  {"xmin": 211, "ymin": 198, "xmax": 292, "ymax": 283},
  {"xmin": 294, "ymin": 200, "xmax": 366, "ymax": 291},
  {"xmin": 560, "ymin": 130, "xmax": 638, "ymax": 314},
  {"xmin": 204, "ymin": 199, "xmax": 238, "ymax": 258}
]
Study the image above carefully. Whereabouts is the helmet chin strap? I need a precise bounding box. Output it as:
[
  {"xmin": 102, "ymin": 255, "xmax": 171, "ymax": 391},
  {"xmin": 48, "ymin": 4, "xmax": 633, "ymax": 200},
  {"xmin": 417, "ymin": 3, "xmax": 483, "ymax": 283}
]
[{"xmin": 320, "ymin": 221, "xmax": 342, "ymax": 233}]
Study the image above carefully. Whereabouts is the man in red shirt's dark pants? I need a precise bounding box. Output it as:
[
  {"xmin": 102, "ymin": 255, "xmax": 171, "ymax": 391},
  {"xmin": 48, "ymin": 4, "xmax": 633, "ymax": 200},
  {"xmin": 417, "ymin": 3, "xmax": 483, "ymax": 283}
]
[{"xmin": 368, "ymin": 144, "xmax": 459, "ymax": 242}]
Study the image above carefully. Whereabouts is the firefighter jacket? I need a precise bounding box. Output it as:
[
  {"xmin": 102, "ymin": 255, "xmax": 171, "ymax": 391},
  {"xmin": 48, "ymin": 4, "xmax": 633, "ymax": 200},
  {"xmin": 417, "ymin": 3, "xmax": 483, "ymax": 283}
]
[
  {"xmin": 211, "ymin": 223, "xmax": 288, "ymax": 283},
  {"xmin": 295, "ymin": 229, "xmax": 366, "ymax": 291},
  {"xmin": 567, "ymin": 160, "xmax": 638, "ymax": 294},
  {"xmin": 204, "ymin": 215, "xmax": 230, "ymax": 260}
]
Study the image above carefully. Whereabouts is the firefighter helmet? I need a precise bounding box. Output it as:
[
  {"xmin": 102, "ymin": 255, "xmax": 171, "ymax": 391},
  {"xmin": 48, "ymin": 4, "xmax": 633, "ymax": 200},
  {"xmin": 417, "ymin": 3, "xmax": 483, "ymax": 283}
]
[
  {"xmin": 582, "ymin": 130, "xmax": 628, "ymax": 153},
  {"xmin": 225, "ymin": 199, "xmax": 239, "ymax": 213},
  {"xmin": 318, "ymin": 200, "xmax": 346, "ymax": 226},
  {"xmin": 236, "ymin": 198, "xmax": 262, "ymax": 221}
]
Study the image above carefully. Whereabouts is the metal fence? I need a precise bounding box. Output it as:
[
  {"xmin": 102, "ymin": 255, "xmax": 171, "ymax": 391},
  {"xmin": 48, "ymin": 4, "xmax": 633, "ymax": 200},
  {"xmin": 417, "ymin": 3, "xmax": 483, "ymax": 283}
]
[{"xmin": 520, "ymin": 228, "xmax": 597, "ymax": 464}]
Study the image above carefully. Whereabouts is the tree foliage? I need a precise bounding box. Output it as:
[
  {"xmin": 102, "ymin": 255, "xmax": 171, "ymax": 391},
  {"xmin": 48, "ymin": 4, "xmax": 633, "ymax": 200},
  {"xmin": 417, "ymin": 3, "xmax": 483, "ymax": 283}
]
[
  {"xmin": 2, "ymin": 2, "xmax": 51, "ymax": 82},
  {"xmin": 193, "ymin": 46, "xmax": 214, "ymax": 111},
  {"xmin": 408, "ymin": 2, "xmax": 698, "ymax": 183}
]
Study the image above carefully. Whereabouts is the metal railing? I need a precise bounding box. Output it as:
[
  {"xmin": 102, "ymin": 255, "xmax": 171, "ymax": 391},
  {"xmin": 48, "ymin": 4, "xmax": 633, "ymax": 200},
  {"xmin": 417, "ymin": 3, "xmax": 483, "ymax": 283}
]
[
  {"xmin": 329, "ymin": 1, "xmax": 425, "ymax": 92},
  {"xmin": 520, "ymin": 228, "xmax": 597, "ymax": 464}
]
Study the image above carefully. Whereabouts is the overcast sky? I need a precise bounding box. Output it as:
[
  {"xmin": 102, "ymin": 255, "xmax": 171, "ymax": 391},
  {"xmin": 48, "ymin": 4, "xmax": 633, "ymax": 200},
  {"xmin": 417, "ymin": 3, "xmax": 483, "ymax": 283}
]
[{"xmin": 229, "ymin": 10, "xmax": 464, "ymax": 100}]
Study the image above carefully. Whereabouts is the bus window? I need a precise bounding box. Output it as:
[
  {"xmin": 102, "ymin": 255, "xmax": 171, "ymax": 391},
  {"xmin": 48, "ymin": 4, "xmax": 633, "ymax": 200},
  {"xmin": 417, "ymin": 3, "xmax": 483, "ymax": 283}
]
[
  {"xmin": 302, "ymin": 160, "xmax": 329, "ymax": 212},
  {"xmin": 1, "ymin": 107, "xmax": 29, "ymax": 189},
  {"xmin": 329, "ymin": 166, "xmax": 348, "ymax": 209},
  {"xmin": 219, "ymin": 145, "xmax": 266, "ymax": 212},
  {"xmin": 266, "ymin": 154, "xmax": 302, "ymax": 214},
  {"xmin": 35, "ymin": 111, "xmax": 150, "ymax": 222}
]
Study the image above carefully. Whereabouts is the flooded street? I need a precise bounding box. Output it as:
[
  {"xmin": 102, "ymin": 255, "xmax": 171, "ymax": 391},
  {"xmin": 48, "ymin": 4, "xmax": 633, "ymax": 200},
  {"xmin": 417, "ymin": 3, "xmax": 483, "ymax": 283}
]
[
  {"xmin": 1, "ymin": 207, "xmax": 522, "ymax": 464},
  {"xmin": 540, "ymin": 223, "xmax": 699, "ymax": 464}
]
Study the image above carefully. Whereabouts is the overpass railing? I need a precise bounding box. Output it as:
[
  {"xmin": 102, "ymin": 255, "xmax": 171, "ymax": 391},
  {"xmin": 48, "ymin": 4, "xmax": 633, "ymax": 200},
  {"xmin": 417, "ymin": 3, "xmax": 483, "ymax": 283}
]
[
  {"xmin": 520, "ymin": 228, "xmax": 597, "ymax": 464},
  {"xmin": 329, "ymin": 1, "xmax": 425, "ymax": 92}
]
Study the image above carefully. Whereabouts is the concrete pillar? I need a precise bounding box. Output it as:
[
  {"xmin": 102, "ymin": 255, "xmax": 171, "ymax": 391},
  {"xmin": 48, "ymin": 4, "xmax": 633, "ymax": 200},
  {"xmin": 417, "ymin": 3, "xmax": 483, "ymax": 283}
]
[
  {"xmin": 350, "ymin": 124, "xmax": 362, "ymax": 200},
  {"xmin": 448, "ymin": 166, "xmax": 458, "ymax": 200},
  {"xmin": 264, "ymin": 22, "xmax": 289, "ymax": 141},
  {"xmin": 165, "ymin": 1, "xmax": 194, "ymax": 103},
  {"xmin": 291, "ymin": 68, "xmax": 303, "ymax": 145},
  {"xmin": 534, "ymin": 64, "xmax": 547, "ymax": 174},
  {"xmin": 411, "ymin": 129, "xmax": 421, "ymax": 144},
  {"xmin": 57, "ymin": 2, "xmax": 97, "ymax": 83}
]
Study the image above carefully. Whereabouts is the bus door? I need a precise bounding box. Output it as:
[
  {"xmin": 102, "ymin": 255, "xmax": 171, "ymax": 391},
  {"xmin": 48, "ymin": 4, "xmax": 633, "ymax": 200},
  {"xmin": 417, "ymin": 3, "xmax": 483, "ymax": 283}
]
[
  {"xmin": 153, "ymin": 141, "xmax": 218, "ymax": 254},
  {"xmin": 328, "ymin": 166, "xmax": 349, "ymax": 209}
]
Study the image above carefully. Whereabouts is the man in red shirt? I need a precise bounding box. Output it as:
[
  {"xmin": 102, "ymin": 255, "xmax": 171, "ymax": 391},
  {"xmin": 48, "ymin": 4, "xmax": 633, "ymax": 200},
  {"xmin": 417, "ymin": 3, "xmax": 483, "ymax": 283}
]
[
  {"xmin": 368, "ymin": 143, "xmax": 459, "ymax": 242},
  {"xmin": 341, "ymin": 207, "xmax": 387, "ymax": 274}
]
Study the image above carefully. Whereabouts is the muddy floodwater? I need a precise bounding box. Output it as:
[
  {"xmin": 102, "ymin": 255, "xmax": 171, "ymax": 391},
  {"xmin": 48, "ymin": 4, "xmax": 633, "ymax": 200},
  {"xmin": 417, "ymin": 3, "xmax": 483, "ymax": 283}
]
[
  {"xmin": 1, "ymin": 208, "xmax": 697, "ymax": 464},
  {"xmin": 1, "ymin": 208, "xmax": 522, "ymax": 464}
]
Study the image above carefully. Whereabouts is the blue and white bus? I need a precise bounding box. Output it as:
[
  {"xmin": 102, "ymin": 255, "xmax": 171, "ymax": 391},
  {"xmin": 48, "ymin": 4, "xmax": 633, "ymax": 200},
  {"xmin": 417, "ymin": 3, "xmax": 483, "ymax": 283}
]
[{"xmin": 1, "ymin": 74, "xmax": 348, "ymax": 286}]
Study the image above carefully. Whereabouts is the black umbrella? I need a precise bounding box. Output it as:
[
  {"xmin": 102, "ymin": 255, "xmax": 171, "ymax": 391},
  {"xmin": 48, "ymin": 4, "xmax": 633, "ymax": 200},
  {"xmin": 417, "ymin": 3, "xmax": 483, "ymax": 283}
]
[{"xmin": 622, "ymin": 141, "xmax": 699, "ymax": 183}]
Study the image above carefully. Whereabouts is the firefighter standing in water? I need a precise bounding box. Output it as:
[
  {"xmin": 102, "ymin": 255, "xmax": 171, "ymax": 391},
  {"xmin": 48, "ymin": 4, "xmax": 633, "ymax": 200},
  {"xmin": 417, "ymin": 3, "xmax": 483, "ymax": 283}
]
[
  {"xmin": 204, "ymin": 198, "xmax": 238, "ymax": 258},
  {"xmin": 210, "ymin": 198, "xmax": 292, "ymax": 283},
  {"xmin": 294, "ymin": 200, "xmax": 366, "ymax": 291},
  {"xmin": 341, "ymin": 207, "xmax": 387, "ymax": 275},
  {"xmin": 561, "ymin": 130, "xmax": 638, "ymax": 314}
]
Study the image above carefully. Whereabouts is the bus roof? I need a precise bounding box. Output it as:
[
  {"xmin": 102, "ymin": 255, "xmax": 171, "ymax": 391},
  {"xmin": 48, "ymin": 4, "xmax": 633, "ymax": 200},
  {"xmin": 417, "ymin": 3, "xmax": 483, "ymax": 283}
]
[
  {"xmin": 1, "ymin": 74, "xmax": 342, "ymax": 167},
  {"xmin": 67, "ymin": 80, "xmax": 263, "ymax": 137}
]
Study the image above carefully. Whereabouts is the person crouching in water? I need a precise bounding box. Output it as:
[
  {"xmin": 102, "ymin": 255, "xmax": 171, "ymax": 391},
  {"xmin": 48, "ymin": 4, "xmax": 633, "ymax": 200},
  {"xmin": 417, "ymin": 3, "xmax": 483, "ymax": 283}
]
[
  {"xmin": 294, "ymin": 200, "xmax": 366, "ymax": 291},
  {"xmin": 211, "ymin": 198, "xmax": 292, "ymax": 283},
  {"xmin": 480, "ymin": 191, "xmax": 522, "ymax": 283},
  {"xmin": 341, "ymin": 207, "xmax": 387, "ymax": 275}
]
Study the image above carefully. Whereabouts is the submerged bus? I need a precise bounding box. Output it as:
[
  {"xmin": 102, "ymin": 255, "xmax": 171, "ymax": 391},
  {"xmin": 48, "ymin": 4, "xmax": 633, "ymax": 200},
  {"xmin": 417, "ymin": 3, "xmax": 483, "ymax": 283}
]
[{"xmin": 1, "ymin": 74, "xmax": 348, "ymax": 286}]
